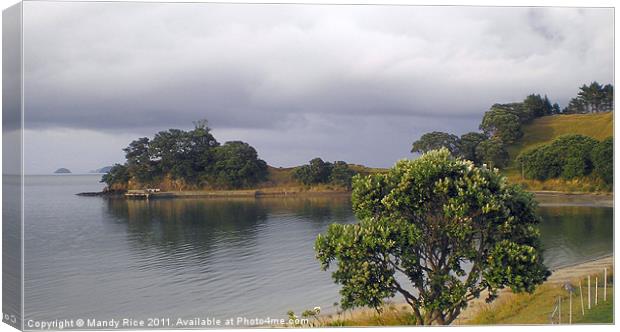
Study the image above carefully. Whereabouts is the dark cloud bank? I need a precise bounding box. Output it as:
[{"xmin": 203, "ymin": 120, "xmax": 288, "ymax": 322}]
[{"xmin": 20, "ymin": 2, "xmax": 613, "ymax": 173}]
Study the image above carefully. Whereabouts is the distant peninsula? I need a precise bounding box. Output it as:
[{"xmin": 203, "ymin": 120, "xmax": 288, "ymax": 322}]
[{"xmin": 54, "ymin": 168, "xmax": 72, "ymax": 174}]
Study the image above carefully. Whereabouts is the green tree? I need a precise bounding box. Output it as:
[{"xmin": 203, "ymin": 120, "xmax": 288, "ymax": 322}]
[
  {"xmin": 479, "ymin": 109, "xmax": 522, "ymax": 143},
  {"xmin": 329, "ymin": 161, "xmax": 357, "ymax": 189},
  {"xmin": 566, "ymin": 82, "xmax": 614, "ymax": 113},
  {"xmin": 563, "ymin": 98, "xmax": 585, "ymax": 114},
  {"xmin": 123, "ymin": 137, "xmax": 156, "ymax": 184},
  {"xmin": 490, "ymin": 103, "xmax": 533, "ymax": 124},
  {"xmin": 188, "ymin": 119, "xmax": 220, "ymax": 172},
  {"xmin": 149, "ymin": 129, "xmax": 194, "ymax": 181},
  {"xmin": 523, "ymin": 94, "xmax": 553, "ymax": 118},
  {"xmin": 592, "ymin": 137, "xmax": 613, "ymax": 184},
  {"xmin": 315, "ymin": 149, "xmax": 549, "ymax": 325},
  {"xmin": 475, "ymin": 138, "xmax": 509, "ymax": 168},
  {"xmin": 101, "ymin": 163, "xmax": 130, "ymax": 188},
  {"xmin": 458, "ymin": 132, "xmax": 487, "ymax": 164},
  {"xmin": 602, "ymin": 84, "xmax": 614, "ymax": 112},
  {"xmin": 293, "ymin": 158, "xmax": 333, "ymax": 185},
  {"xmin": 212, "ymin": 141, "xmax": 268, "ymax": 188},
  {"xmin": 411, "ymin": 131, "xmax": 460, "ymax": 155},
  {"xmin": 517, "ymin": 145, "xmax": 562, "ymax": 180}
]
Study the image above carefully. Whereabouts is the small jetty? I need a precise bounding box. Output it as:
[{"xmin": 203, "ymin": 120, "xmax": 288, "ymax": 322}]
[{"xmin": 124, "ymin": 188, "xmax": 160, "ymax": 199}]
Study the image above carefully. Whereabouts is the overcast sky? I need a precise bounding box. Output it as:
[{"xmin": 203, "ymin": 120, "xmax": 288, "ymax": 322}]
[{"xmin": 20, "ymin": 2, "xmax": 613, "ymax": 174}]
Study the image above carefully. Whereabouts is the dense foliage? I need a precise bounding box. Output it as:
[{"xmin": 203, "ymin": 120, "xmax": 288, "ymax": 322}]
[
  {"xmin": 517, "ymin": 134, "xmax": 603, "ymax": 181},
  {"xmin": 475, "ymin": 138, "xmax": 509, "ymax": 169},
  {"xmin": 212, "ymin": 141, "xmax": 269, "ymax": 188},
  {"xmin": 411, "ymin": 132, "xmax": 460, "ymax": 155},
  {"xmin": 479, "ymin": 109, "xmax": 522, "ymax": 143},
  {"xmin": 592, "ymin": 137, "xmax": 613, "ymax": 185},
  {"xmin": 315, "ymin": 149, "xmax": 549, "ymax": 325},
  {"xmin": 522, "ymin": 94, "xmax": 554, "ymax": 118},
  {"xmin": 458, "ymin": 132, "xmax": 488, "ymax": 164},
  {"xmin": 411, "ymin": 82, "xmax": 613, "ymax": 176},
  {"xmin": 329, "ymin": 161, "xmax": 357, "ymax": 188},
  {"xmin": 564, "ymin": 82, "xmax": 614, "ymax": 114},
  {"xmin": 101, "ymin": 120, "xmax": 268, "ymax": 189},
  {"xmin": 293, "ymin": 158, "xmax": 356, "ymax": 188},
  {"xmin": 101, "ymin": 163, "xmax": 130, "ymax": 189}
]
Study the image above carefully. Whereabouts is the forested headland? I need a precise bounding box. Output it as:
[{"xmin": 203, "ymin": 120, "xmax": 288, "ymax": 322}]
[
  {"xmin": 101, "ymin": 120, "xmax": 373, "ymax": 192},
  {"xmin": 102, "ymin": 82, "xmax": 613, "ymax": 194}
]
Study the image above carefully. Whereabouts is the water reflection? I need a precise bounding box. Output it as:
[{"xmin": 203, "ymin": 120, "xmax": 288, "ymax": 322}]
[
  {"xmin": 103, "ymin": 195, "xmax": 353, "ymax": 247},
  {"xmin": 538, "ymin": 205, "xmax": 613, "ymax": 268},
  {"xmin": 23, "ymin": 176, "xmax": 612, "ymax": 323}
]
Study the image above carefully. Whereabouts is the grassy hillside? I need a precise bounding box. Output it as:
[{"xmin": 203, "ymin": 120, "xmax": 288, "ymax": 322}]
[
  {"xmin": 506, "ymin": 112, "xmax": 613, "ymax": 160},
  {"xmin": 504, "ymin": 112, "xmax": 613, "ymax": 193}
]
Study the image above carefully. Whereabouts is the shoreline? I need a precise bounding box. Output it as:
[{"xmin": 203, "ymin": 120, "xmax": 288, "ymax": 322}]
[
  {"xmin": 317, "ymin": 254, "xmax": 614, "ymax": 326},
  {"xmin": 78, "ymin": 188, "xmax": 613, "ymax": 200},
  {"xmin": 453, "ymin": 254, "xmax": 614, "ymax": 325}
]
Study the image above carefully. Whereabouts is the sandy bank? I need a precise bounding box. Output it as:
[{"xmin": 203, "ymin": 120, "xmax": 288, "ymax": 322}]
[{"xmin": 147, "ymin": 188, "xmax": 351, "ymax": 198}]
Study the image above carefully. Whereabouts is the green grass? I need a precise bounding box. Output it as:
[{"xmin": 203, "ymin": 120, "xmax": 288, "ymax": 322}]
[
  {"xmin": 468, "ymin": 277, "xmax": 614, "ymax": 325},
  {"xmin": 573, "ymin": 297, "xmax": 614, "ymax": 324},
  {"xmin": 506, "ymin": 112, "xmax": 613, "ymax": 160},
  {"xmin": 503, "ymin": 113, "xmax": 613, "ymax": 193}
]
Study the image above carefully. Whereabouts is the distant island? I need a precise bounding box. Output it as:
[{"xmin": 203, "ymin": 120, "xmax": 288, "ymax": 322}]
[
  {"xmin": 90, "ymin": 166, "xmax": 113, "ymax": 174},
  {"xmin": 54, "ymin": 168, "xmax": 72, "ymax": 174}
]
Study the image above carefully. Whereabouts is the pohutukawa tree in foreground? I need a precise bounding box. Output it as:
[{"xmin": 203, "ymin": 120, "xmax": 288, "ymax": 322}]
[{"xmin": 315, "ymin": 149, "xmax": 549, "ymax": 325}]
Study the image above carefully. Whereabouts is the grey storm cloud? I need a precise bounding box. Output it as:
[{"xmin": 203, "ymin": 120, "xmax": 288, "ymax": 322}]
[
  {"xmin": 23, "ymin": 2, "xmax": 613, "ymax": 131},
  {"xmin": 16, "ymin": 2, "xmax": 613, "ymax": 173}
]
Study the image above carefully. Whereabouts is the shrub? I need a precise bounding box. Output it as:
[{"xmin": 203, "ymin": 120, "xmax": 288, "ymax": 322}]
[
  {"xmin": 517, "ymin": 134, "xmax": 598, "ymax": 181},
  {"xmin": 475, "ymin": 138, "xmax": 509, "ymax": 168},
  {"xmin": 293, "ymin": 158, "xmax": 333, "ymax": 185},
  {"xmin": 329, "ymin": 161, "xmax": 356, "ymax": 189},
  {"xmin": 592, "ymin": 137, "xmax": 613, "ymax": 184},
  {"xmin": 212, "ymin": 141, "xmax": 268, "ymax": 188}
]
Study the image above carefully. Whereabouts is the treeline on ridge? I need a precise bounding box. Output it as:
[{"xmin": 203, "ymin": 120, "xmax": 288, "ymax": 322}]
[{"xmin": 411, "ymin": 82, "xmax": 614, "ymax": 171}]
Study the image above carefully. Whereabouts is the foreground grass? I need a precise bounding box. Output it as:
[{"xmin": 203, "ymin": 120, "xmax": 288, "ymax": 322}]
[
  {"xmin": 314, "ymin": 265, "xmax": 614, "ymax": 326},
  {"xmin": 323, "ymin": 304, "xmax": 416, "ymax": 326},
  {"xmin": 469, "ymin": 276, "xmax": 613, "ymax": 325}
]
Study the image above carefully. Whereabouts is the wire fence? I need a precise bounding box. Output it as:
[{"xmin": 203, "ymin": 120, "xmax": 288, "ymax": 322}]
[{"xmin": 549, "ymin": 267, "xmax": 610, "ymax": 324}]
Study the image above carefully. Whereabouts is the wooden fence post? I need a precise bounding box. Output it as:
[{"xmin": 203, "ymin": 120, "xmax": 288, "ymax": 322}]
[
  {"xmin": 588, "ymin": 275, "xmax": 591, "ymax": 309},
  {"xmin": 604, "ymin": 268, "xmax": 607, "ymax": 302},
  {"xmin": 569, "ymin": 290, "xmax": 572, "ymax": 324},
  {"xmin": 579, "ymin": 281, "xmax": 585, "ymax": 315},
  {"xmin": 559, "ymin": 296, "xmax": 562, "ymax": 324},
  {"xmin": 595, "ymin": 277, "xmax": 598, "ymax": 305}
]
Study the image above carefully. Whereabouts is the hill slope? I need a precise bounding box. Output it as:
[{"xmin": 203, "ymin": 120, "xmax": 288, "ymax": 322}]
[
  {"xmin": 506, "ymin": 112, "xmax": 613, "ymax": 160},
  {"xmin": 504, "ymin": 112, "xmax": 613, "ymax": 192}
]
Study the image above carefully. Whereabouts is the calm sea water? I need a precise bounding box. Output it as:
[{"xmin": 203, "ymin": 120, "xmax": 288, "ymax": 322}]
[{"xmin": 22, "ymin": 175, "xmax": 613, "ymax": 325}]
